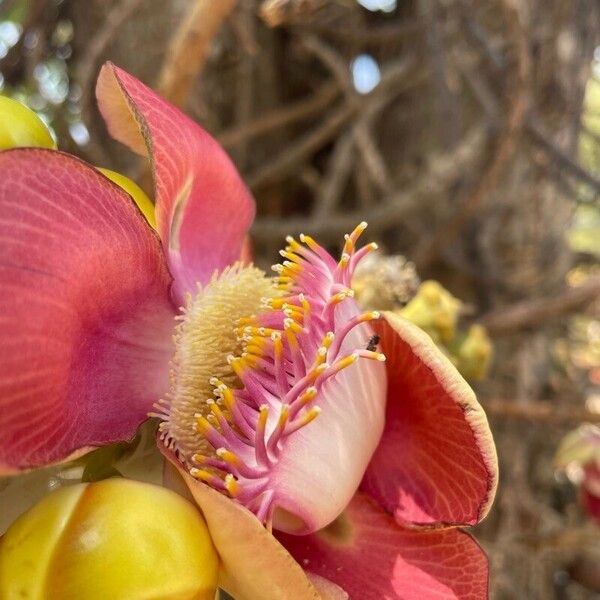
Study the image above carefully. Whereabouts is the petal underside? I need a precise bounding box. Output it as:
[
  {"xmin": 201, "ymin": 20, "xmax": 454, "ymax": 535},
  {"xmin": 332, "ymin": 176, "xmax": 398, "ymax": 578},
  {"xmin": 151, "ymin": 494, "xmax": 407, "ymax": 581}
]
[
  {"xmin": 277, "ymin": 492, "xmax": 489, "ymax": 600},
  {"xmin": 0, "ymin": 149, "xmax": 175, "ymax": 474},
  {"xmin": 96, "ymin": 63, "xmax": 255, "ymax": 302},
  {"xmin": 361, "ymin": 312, "xmax": 498, "ymax": 527}
]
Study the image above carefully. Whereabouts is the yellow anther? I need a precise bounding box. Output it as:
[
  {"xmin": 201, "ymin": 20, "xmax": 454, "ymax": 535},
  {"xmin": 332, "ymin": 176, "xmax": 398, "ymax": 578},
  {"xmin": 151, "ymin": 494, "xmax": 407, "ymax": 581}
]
[
  {"xmin": 216, "ymin": 448, "xmax": 241, "ymax": 467},
  {"xmin": 190, "ymin": 468, "xmax": 215, "ymax": 483},
  {"xmin": 236, "ymin": 316, "xmax": 257, "ymax": 327},
  {"xmin": 285, "ymin": 236, "xmax": 303, "ymax": 252},
  {"xmin": 314, "ymin": 346, "xmax": 328, "ymax": 366},
  {"xmin": 224, "ymin": 474, "xmax": 240, "ymax": 497},
  {"xmin": 191, "ymin": 454, "xmax": 207, "ymax": 465},
  {"xmin": 298, "ymin": 387, "xmax": 317, "ymax": 407},
  {"xmin": 285, "ymin": 328, "xmax": 300, "ymax": 350},
  {"xmin": 283, "ymin": 304, "xmax": 304, "ymax": 320},
  {"xmin": 300, "ymin": 406, "xmax": 321, "ymax": 427},
  {"xmin": 300, "ymin": 294, "xmax": 311, "ymax": 315},
  {"xmin": 194, "ymin": 414, "xmax": 212, "ymax": 434},
  {"xmin": 277, "ymin": 404, "xmax": 290, "ymax": 428},
  {"xmin": 363, "ymin": 351, "xmax": 386, "ymax": 362},
  {"xmin": 322, "ymin": 332, "xmax": 334, "ymax": 349},
  {"xmin": 360, "ymin": 311, "xmax": 381, "ymax": 322},
  {"xmin": 299, "ymin": 233, "xmax": 321, "ymax": 253},
  {"xmin": 349, "ymin": 221, "xmax": 368, "ymax": 243},
  {"xmin": 309, "ymin": 363, "xmax": 328, "ymax": 381},
  {"xmin": 333, "ymin": 353, "xmax": 359, "ymax": 372},
  {"xmin": 208, "ymin": 401, "xmax": 227, "ymax": 422},
  {"xmin": 342, "ymin": 233, "xmax": 354, "ymax": 256},
  {"xmin": 337, "ymin": 253, "xmax": 351, "ymax": 269},
  {"xmin": 245, "ymin": 338, "xmax": 269, "ymax": 356},
  {"xmin": 272, "ymin": 332, "xmax": 284, "ymax": 358},
  {"xmin": 228, "ymin": 356, "xmax": 248, "ymax": 378},
  {"xmin": 280, "ymin": 250, "xmax": 301, "ymax": 264},
  {"xmin": 330, "ymin": 289, "xmax": 354, "ymax": 305},
  {"xmin": 258, "ymin": 405, "xmax": 269, "ymax": 428},
  {"xmin": 284, "ymin": 318, "xmax": 303, "ymax": 334}
]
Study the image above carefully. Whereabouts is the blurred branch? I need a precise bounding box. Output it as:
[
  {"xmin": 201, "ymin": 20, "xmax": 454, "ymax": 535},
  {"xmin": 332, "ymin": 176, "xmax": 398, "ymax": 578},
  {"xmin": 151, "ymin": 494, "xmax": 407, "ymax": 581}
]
[
  {"xmin": 77, "ymin": 0, "xmax": 144, "ymax": 165},
  {"xmin": 527, "ymin": 120, "xmax": 600, "ymax": 200},
  {"xmin": 252, "ymin": 126, "xmax": 486, "ymax": 241},
  {"xmin": 483, "ymin": 398, "xmax": 600, "ymax": 424},
  {"xmin": 481, "ymin": 275, "xmax": 600, "ymax": 334},
  {"xmin": 414, "ymin": 0, "xmax": 531, "ymax": 268},
  {"xmin": 157, "ymin": 0, "xmax": 236, "ymax": 107},
  {"xmin": 219, "ymin": 81, "xmax": 339, "ymax": 148}
]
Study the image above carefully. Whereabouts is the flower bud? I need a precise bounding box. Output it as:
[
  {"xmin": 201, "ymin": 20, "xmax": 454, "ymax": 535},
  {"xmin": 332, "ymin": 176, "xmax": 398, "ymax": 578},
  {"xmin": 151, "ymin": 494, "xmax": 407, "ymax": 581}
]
[
  {"xmin": 456, "ymin": 324, "xmax": 493, "ymax": 381},
  {"xmin": 0, "ymin": 478, "xmax": 218, "ymax": 599},
  {"xmin": 399, "ymin": 280, "xmax": 461, "ymax": 344},
  {"xmin": 0, "ymin": 96, "xmax": 56, "ymax": 150}
]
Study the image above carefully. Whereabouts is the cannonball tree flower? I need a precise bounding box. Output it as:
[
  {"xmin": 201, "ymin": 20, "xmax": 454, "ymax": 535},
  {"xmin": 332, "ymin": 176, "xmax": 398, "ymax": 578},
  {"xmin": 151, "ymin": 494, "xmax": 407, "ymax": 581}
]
[{"xmin": 0, "ymin": 64, "xmax": 498, "ymax": 599}]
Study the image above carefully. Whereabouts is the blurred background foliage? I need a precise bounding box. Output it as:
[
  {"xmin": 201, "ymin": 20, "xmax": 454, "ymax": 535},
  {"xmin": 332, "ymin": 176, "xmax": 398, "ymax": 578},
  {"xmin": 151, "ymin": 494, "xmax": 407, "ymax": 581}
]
[{"xmin": 1, "ymin": 0, "xmax": 600, "ymax": 598}]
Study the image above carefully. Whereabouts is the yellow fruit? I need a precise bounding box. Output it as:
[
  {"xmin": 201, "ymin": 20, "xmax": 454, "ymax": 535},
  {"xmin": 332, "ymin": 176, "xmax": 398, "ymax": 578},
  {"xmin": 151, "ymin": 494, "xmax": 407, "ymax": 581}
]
[
  {"xmin": 0, "ymin": 478, "xmax": 218, "ymax": 600},
  {"xmin": 99, "ymin": 167, "xmax": 156, "ymax": 229},
  {"xmin": 0, "ymin": 96, "xmax": 56, "ymax": 150}
]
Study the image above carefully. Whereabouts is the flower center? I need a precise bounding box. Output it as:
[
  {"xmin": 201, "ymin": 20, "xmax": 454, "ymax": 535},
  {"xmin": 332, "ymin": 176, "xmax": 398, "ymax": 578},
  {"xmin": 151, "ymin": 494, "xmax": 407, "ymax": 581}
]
[{"xmin": 156, "ymin": 223, "xmax": 385, "ymax": 527}]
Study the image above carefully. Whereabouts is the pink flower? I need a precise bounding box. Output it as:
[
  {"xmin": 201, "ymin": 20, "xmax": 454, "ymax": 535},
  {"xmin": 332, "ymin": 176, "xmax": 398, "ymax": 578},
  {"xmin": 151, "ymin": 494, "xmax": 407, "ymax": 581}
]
[{"xmin": 0, "ymin": 64, "xmax": 498, "ymax": 599}]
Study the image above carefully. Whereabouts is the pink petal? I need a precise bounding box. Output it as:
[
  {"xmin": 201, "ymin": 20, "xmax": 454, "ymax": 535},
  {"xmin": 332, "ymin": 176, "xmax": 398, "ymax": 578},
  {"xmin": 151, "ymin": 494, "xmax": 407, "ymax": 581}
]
[
  {"xmin": 277, "ymin": 493, "xmax": 489, "ymax": 600},
  {"xmin": 272, "ymin": 302, "xmax": 387, "ymax": 534},
  {"xmin": 160, "ymin": 446, "xmax": 321, "ymax": 600},
  {"xmin": 96, "ymin": 63, "xmax": 255, "ymax": 302},
  {"xmin": 361, "ymin": 312, "xmax": 498, "ymax": 527},
  {"xmin": 0, "ymin": 149, "xmax": 175, "ymax": 474}
]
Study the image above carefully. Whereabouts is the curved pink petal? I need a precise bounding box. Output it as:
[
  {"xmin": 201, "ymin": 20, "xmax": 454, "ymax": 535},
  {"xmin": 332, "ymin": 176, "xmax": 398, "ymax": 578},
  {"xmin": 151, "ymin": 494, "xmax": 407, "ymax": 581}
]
[
  {"xmin": 160, "ymin": 446, "xmax": 321, "ymax": 600},
  {"xmin": 361, "ymin": 312, "xmax": 498, "ymax": 527},
  {"xmin": 271, "ymin": 302, "xmax": 387, "ymax": 534},
  {"xmin": 277, "ymin": 493, "xmax": 489, "ymax": 600},
  {"xmin": 96, "ymin": 63, "xmax": 255, "ymax": 302},
  {"xmin": 0, "ymin": 148, "xmax": 175, "ymax": 474}
]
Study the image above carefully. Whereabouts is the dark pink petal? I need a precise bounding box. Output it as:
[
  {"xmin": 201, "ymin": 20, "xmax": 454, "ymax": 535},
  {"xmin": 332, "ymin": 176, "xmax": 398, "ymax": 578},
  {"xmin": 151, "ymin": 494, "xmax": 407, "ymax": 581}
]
[
  {"xmin": 361, "ymin": 312, "xmax": 498, "ymax": 527},
  {"xmin": 96, "ymin": 63, "xmax": 255, "ymax": 302},
  {"xmin": 277, "ymin": 493, "xmax": 489, "ymax": 600},
  {"xmin": 582, "ymin": 464, "xmax": 600, "ymax": 525},
  {"xmin": 0, "ymin": 149, "xmax": 175, "ymax": 474}
]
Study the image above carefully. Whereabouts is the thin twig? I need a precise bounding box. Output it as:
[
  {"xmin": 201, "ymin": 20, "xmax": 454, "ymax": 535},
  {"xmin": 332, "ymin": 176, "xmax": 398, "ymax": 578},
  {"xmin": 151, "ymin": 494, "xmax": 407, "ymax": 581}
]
[
  {"xmin": 77, "ymin": 0, "xmax": 144, "ymax": 119},
  {"xmin": 481, "ymin": 275, "xmax": 600, "ymax": 334},
  {"xmin": 527, "ymin": 120, "xmax": 600, "ymax": 198},
  {"xmin": 483, "ymin": 398, "xmax": 600, "ymax": 424},
  {"xmin": 414, "ymin": 0, "xmax": 531, "ymax": 268},
  {"xmin": 219, "ymin": 81, "xmax": 339, "ymax": 148},
  {"xmin": 157, "ymin": 0, "xmax": 236, "ymax": 107}
]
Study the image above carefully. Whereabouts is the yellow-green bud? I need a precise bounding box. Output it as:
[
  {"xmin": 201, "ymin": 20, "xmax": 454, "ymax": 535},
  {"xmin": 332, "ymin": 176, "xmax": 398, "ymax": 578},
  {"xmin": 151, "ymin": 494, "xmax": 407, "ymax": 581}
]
[
  {"xmin": 399, "ymin": 280, "xmax": 461, "ymax": 344},
  {"xmin": 99, "ymin": 168, "xmax": 157, "ymax": 229},
  {"xmin": 0, "ymin": 96, "xmax": 56, "ymax": 150},
  {"xmin": 456, "ymin": 324, "xmax": 493, "ymax": 381},
  {"xmin": 0, "ymin": 478, "xmax": 218, "ymax": 600}
]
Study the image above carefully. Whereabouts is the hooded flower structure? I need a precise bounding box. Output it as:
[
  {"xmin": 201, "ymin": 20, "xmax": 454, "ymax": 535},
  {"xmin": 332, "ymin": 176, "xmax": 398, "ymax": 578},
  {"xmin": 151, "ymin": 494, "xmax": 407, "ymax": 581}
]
[{"xmin": 0, "ymin": 64, "xmax": 498, "ymax": 599}]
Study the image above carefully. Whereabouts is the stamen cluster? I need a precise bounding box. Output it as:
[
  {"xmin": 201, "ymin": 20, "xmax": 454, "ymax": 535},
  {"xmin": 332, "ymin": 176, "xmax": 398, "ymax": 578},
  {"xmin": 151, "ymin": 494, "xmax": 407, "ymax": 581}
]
[{"xmin": 165, "ymin": 223, "xmax": 384, "ymax": 524}]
